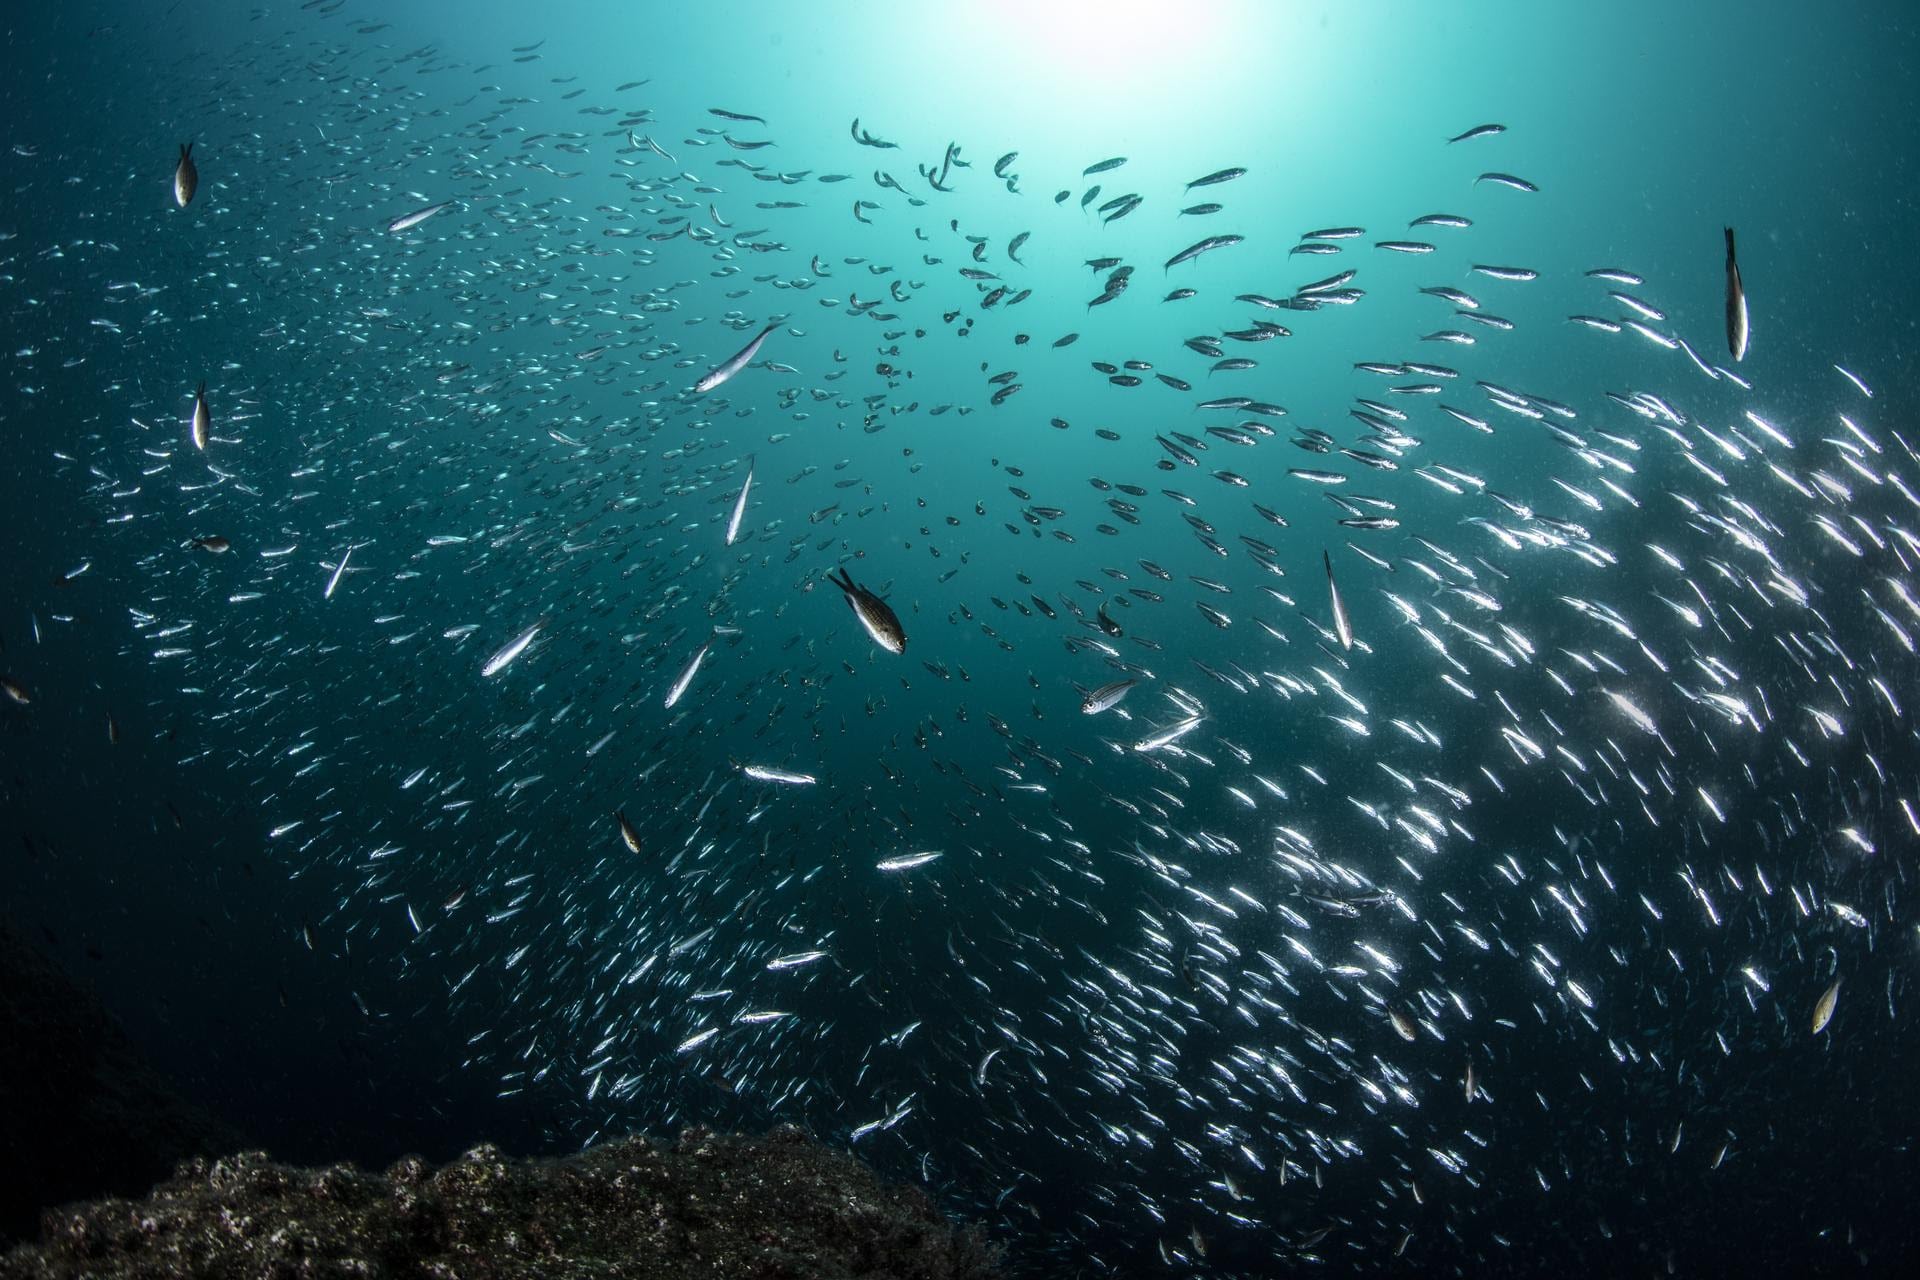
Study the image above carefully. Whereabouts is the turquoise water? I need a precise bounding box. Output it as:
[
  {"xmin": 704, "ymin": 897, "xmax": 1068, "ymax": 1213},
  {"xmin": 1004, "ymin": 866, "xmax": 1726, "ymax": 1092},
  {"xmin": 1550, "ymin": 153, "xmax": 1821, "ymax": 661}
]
[{"xmin": 4, "ymin": 1, "xmax": 1919, "ymax": 1273}]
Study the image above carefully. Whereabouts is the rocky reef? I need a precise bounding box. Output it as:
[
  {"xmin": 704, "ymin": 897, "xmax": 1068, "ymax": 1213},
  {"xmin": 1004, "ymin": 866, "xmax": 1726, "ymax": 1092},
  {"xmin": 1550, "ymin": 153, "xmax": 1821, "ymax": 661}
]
[
  {"xmin": 0, "ymin": 1128, "xmax": 1005, "ymax": 1279},
  {"xmin": 0, "ymin": 920, "xmax": 241, "ymax": 1244}
]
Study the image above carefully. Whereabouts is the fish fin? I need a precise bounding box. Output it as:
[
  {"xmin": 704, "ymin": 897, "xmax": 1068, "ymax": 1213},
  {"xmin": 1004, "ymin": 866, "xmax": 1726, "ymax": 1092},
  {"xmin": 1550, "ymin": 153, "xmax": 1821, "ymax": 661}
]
[{"xmin": 181, "ymin": 142, "xmax": 192, "ymax": 160}]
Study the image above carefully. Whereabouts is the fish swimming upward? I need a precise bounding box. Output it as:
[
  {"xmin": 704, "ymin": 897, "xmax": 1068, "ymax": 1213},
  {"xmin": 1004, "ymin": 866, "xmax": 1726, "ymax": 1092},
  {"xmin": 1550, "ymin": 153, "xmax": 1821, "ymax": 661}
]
[
  {"xmin": 695, "ymin": 322, "xmax": 779, "ymax": 394},
  {"xmin": 1724, "ymin": 225, "xmax": 1750, "ymax": 361}
]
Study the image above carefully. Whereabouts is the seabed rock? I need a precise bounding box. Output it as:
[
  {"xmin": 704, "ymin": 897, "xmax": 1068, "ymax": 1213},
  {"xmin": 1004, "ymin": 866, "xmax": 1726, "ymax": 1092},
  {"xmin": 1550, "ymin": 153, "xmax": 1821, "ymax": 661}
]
[{"xmin": 0, "ymin": 1126, "xmax": 1006, "ymax": 1279}]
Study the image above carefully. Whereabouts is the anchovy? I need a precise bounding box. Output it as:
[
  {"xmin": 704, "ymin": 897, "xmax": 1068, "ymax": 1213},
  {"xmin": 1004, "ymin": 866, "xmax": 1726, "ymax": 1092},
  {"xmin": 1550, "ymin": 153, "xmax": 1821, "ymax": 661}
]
[
  {"xmin": 1325, "ymin": 549, "xmax": 1353, "ymax": 650},
  {"xmin": 1448, "ymin": 122, "xmax": 1507, "ymax": 143},
  {"xmin": 1186, "ymin": 166, "xmax": 1246, "ymax": 189},
  {"xmin": 480, "ymin": 620, "xmax": 542, "ymax": 677},
  {"xmin": 740, "ymin": 762, "xmax": 816, "ymax": 786},
  {"xmin": 664, "ymin": 638, "xmax": 712, "ymax": 709},
  {"xmin": 725, "ymin": 458, "xmax": 754, "ymax": 546},
  {"xmin": 386, "ymin": 200, "xmax": 455, "ymax": 233},
  {"xmin": 1724, "ymin": 226, "xmax": 1749, "ymax": 361},
  {"xmin": 1165, "ymin": 234, "xmax": 1243, "ymax": 271},
  {"xmin": 694, "ymin": 322, "xmax": 778, "ymax": 394}
]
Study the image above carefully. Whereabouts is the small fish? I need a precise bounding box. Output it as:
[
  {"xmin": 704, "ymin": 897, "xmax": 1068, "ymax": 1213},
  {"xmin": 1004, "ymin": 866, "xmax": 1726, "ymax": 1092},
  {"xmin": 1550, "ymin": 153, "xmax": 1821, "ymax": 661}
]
[
  {"xmin": 323, "ymin": 544, "xmax": 352, "ymax": 600},
  {"xmin": 876, "ymin": 850, "xmax": 941, "ymax": 872},
  {"xmin": 664, "ymin": 638, "xmax": 712, "ymax": 709},
  {"xmin": 1325, "ymin": 549, "xmax": 1353, "ymax": 650},
  {"xmin": 725, "ymin": 459, "xmax": 754, "ymax": 546},
  {"xmin": 190, "ymin": 382, "xmax": 210, "ymax": 450},
  {"xmin": 1811, "ymin": 978, "xmax": 1840, "ymax": 1034},
  {"xmin": 386, "ymin": 200, "xmax": 454, "ymax": 234},
  {"xmin": 695, "ymin": 322, "xmax": 778, "ymax": 394},
  {"xmin": 0, "ymin": 678, "xmax": 29, "ymax": 707},
  {"xmin": 1724, "ymin": 226, "xmax": 1749, "ymax": 362},
  {"xmin": 830, "ymin": 566, "xmax": 906, "ymax": 654},
  {"xmin": 1083, "ymin": 156, "xmax": 1127, "ymax": 175},
  {"xmin": 1186, "ymin": 166, "xmax": 1246, "ymax": 189},
  {"xmin": 172, "ymin": 142, "xmax": 198, "ymax": 207},
  {"xmin": 1448, "ymin": 123, "xmax": 1506, "ymax": 143},
  {"xmin": 1081, "ymin": 678, "xmax": 1138, "ymax": 715},
  {"xmin": 1475, "ymin": 172, "xmax": 1538, "ymax": 193},
  {"xmin": 741, "ymin": 762, "xmax": 816, "ymax": 786},
  {"xmin": 481, "ymin": 620, "xmax": 543, "ymax": 677},
  {"xmin": 615, "ymin": 809, "xmax": 643, "ymax": 854},
  {"xmin": 190, "ymin": 534, "xmax": 230, "ymax": 553},
  {"xmin": 1134, "ymin": 715, "xmax": 1203, "ymax": 753}
]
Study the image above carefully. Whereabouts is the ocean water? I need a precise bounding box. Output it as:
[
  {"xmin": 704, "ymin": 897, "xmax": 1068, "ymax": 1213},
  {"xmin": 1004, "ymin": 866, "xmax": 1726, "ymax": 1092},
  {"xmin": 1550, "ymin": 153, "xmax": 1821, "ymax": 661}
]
[{"xmin": 4, "ymin": 0, "xmax": 1920, "ymax": 1273}]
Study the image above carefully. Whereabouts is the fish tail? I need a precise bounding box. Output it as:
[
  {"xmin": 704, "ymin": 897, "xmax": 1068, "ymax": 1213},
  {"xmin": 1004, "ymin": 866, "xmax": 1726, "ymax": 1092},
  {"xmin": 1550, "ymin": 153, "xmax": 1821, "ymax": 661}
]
[
  {"xmin": 1724, "ymin": 226, "xmax": 1736, "ymax": 258},
  {"xmin": 181, "ymin": 142, "xmax": 192, "ymax": 160}
]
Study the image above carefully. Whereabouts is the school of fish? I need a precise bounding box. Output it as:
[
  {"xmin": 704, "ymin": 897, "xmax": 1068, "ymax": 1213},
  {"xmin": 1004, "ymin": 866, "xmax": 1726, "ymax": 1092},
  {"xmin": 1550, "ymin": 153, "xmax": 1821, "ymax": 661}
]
[{"xmin": 2, "ymin": 7, "xmax": 1911, "ymax": 1275}]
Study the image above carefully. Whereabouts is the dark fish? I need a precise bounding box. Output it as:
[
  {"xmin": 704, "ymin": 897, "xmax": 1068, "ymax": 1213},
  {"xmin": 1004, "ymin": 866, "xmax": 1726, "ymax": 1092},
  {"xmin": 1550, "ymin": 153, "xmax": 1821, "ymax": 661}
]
[
  {"xmin": 615, "ymin": 809, "xmax": 643, "ymax": 854},
  {"xmin": 172, "ymin": 142, "xmax": 197, "ymax": 208},
  {"xmin": 830, "ymin": 566, "xmax": 906, "ymax": 654},
  {"xmin": 190, "ymin": 534, "xmax": 230, "ymax": 553},
  {"xmin": 709, "ymin": 107, "xmax": 766, "ymax": 123},
  {"xmin": 1724, "ymin": 226, "xmax": 1749, "ymax": 362},
  {"xmin": 1186, "ymin": 166, "xmax": 1246, "ymax": 188},
  {"xmin": 1083, "ymin": 156, "xmax": 1127, "ymax": 175}
]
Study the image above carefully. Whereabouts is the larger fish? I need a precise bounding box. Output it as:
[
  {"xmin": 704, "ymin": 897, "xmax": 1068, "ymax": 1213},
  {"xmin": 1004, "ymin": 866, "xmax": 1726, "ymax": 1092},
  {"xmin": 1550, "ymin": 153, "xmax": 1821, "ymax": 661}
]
[
  {"xmin": 1724, "ymin": 226, "xmax": 1749, "ymax": 362},
  {"xmin": 694, "ymin": 322, "xmax": 778, "ymax": 395},
  {"xmin": 189, "ymin": 382, "xmax": 210, "ymax": 450},
  {"xmin": 830, "ymin": 566, "xmax": 906, "ymax": 654},
  {"xmin": 172, "ymin": 142, "xmax": 198, "ymax": 208}
]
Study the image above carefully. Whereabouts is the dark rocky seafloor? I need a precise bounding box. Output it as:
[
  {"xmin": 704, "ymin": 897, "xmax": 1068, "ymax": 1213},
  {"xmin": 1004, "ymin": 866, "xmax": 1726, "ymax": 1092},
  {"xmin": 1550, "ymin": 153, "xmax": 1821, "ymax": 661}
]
[
  {"xmin": 1, "ymin": 919, "xmax": 1003, "ymax": 1278},
  {"xmin": 0, "ymin": 919, "xmax": 242, "ymax": 1244},
  {"xmin": 0, "ymin": 1130, "xmax": 1006, "ymax": 1280}
]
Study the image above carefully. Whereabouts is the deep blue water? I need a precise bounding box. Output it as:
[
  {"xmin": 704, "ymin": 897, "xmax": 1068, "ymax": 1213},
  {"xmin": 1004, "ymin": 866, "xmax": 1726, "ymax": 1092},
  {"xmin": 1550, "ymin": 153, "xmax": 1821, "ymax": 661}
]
[{"xmin": 4, "ymin": 2, "xmax": 1920, "ymax": 1274}]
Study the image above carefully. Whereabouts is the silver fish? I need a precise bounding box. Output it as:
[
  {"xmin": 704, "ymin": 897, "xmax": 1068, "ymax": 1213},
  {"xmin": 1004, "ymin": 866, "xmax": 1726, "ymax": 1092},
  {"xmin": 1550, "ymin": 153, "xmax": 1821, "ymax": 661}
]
[
  {"xmin": 725, "ymin": 459, "xmax": 754, "ymax": 546},
  {"xmin": 480, "ymin": 620, "xmax": 542, "ymax": 677},
  {"xmin": 664, "ymin": 638, "xmax": 712, "ymax": 709},
  {"xmin": 1325, "ymin": 549, "xmax": 1353, "ymax": 650},
  {"xmin": 386, "ymin": 200, "xmax": 454, "ymax": 234},
  {"xmin": 694, "ymin": 322, "xmax": 778, "ymax": 394},
  {"xmin": 190, "ymin": 382, "xmax": 210, "ymax": 450},
  {"xmin": 740, "ymin": 762, "xmax": 816, "ymax": 786},
  {"xmin": 1724, "ymin": 226, "xmax": 1749, "ymax": 362},
  {"xmin": 1082, "ymin": 678, "xmax": 1138, "ymax": 715}
]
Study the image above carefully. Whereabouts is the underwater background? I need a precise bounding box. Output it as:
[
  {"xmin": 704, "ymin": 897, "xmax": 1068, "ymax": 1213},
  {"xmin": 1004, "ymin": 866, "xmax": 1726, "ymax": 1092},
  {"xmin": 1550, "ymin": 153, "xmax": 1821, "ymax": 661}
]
[{"xmin": 4, "ymin": 0, "xmax": 1920, "ymax": 1273}]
